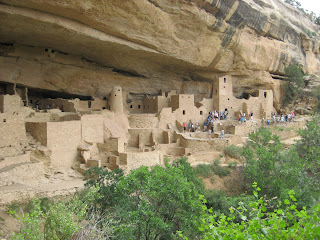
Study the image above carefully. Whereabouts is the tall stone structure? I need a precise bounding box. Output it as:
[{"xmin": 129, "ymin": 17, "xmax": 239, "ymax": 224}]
[
  {"xmin": 212, "ymin": 75, "xmax": 233, "ymax": 112},
  {"xmin": 212, "ymin": 75, "xmax": 274, "ymax": 119},
  {"xmin": 109, "ymin": 86, "xmax": 123, "ymax": 114}
]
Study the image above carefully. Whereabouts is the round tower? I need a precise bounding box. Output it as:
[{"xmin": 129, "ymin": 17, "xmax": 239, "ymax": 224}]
[{"xmin": 109, "ymin": 86, "xmax": 123, "ymax": 114}]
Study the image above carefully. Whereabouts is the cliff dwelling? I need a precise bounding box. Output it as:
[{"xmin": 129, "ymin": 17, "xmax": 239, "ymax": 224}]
[{"xmin": 0, "ymin": 71, "xmax": 275, "ymax": 202}]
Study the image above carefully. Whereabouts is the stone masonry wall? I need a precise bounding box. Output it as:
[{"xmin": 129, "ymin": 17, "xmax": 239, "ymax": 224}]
[
  {"xmin": 0, "ymin": 114, "xmax": 27, "ymax": 147},
  {"xmin": 46, "ymin": 120, "xmax": 81, "ymax": 169}
]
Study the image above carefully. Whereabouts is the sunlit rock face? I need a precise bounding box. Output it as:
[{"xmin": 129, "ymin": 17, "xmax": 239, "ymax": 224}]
[{"xmin": 0, "ymin": 0, "xmax": 319, "ymax": 108}]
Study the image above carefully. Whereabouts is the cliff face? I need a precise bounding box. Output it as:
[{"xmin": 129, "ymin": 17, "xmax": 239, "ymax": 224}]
[{"xmin": 0, "ymin": 0, "xmax": 319, "ymax": 108}]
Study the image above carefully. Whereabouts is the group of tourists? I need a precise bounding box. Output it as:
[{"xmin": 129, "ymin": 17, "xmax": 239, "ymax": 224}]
[
  {"xmin": 182, "ymin": 109, "xmax": 229, "ymax": 139},
  {"xmin": 183, "ymin": 121, "xmax": 202, "ymax": 133},
  {"xmin": 238, "ymin": 112, "xmax": 254, "ymax": 123},
  {"xmin": 208, "ymin": 109, "xmax": 229, "ymax": 120},
  {"xmin": 264, "ymin": 112, "xmax": 295, "ymax": 125}
]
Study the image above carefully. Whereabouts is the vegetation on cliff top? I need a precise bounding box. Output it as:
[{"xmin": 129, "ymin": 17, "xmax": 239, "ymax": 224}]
[{"xmin": 284, "ymin": 0, "xmax": 320, "ymax": 25}]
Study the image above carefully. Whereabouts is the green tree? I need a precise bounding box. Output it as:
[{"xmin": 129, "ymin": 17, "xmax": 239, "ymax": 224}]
[
  {"xmin": 296, "ymin": 115, "xmax": 320, "ymax": 174},
  {"xmin": 84, "ymin": 167, "xmax": 124, "ymax": 210},
  {"xmin": 242, "ymin": 127, "xmax": 318, "ymax": 208},
  {"xmin": 114, "ymin": 164, "xmax": 203, "ymax": 240},
  {"xmin": 180, "ymin": 184, "xmax": 320, "ymax": 239},
  {"xmin": 283, "ymin": 64, "xmax": 305, "ymax": 106},
  {"xmin": 83, "ymin": 158, "xmax": 205, "ymax": 240},
  {"xmin": 243, "ymin": 127, "xmax": 283, "ymax": 195},
  {"xmin": 171, "ymin": 157, "xmax": 205, "ymax": 195}
]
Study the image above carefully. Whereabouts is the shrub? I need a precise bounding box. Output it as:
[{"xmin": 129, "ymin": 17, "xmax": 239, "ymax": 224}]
[
  {"xmin": 212, "ymin": 165, "xmax": 230, "ymax": 177},
  {"xmin": 283, "ymin": 64, "xmax": 305, "ymax": 106},
  {"xmin": 224, "ymin": 145, "xmax": 242, "ymax": 159},
  {"xmin": 8, "ymin": 188, "xmax": 101, "ymax": 240},
  {"xmin": 228, "ymin": 161, "xmax": 238, "ymax": 168},
  {"xmin": 193, "ymin": 164, "xmax": 213, "ymax": 178},
  {"xmin": 179, "ymin": 184, "xmax": 320, "ymax": 239}
]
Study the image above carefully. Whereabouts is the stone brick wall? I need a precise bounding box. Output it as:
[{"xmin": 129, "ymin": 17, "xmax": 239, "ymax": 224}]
[
  {"xmin": 0, "ymin": 94, "xmax": 22, "ymax": 113},
  {"xmin": 0, "ymin": 114, "xmax": 27, "ymax": 147},
  {"xmin": 47, "ymin": 121, "xmax": 81, "ymax": 169},
  {"xmin": 81, "ymin": 114, "xmax": 104, "ymax": 143}
]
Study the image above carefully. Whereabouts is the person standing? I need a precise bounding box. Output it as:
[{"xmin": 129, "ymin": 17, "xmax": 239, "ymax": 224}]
[
  {"xmin": 203, "ymin": 121, "xmax": 208, "ymax": 132},
  {"xmin": 183, "ymin": 122, "xmax": 187, "ymax": 133},
  {"xmin": 188, "ymin": 121, "xmax": 192, "ymax": 132},
  {"xmin": 220, "ymin": 130, "xmax": 224, "ymax": 139}
]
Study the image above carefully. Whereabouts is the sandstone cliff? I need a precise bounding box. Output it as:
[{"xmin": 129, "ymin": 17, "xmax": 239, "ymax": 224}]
[{"xmin": 0, "ymin": 0, "xmax": 319, "ymax": 109}]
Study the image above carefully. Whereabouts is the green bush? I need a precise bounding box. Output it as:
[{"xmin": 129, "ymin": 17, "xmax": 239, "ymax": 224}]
[
  {"xmin": 243, "ymin": 125, "xmax": 320, "ymax": 209},
  {"xmin": 224, "ymin": 145, "xmax": 242, "ymax": 159},
  {"xmin": 212, "ymin": 164, "xmax": 230, "ymax": 177},
  {"xmin": 8, "ymin": 188, "xmax": 101, "ymax": 240},
  {"xmin": 228, "ymin": 161, "xmax": 238, "ymax": 168},
  {"xmin": 179, "ymin": 184, "xmax": 320, "ymax": 239},
  {"xmin": 193, "ymin": 160, "xmax": 231, "ymax": 178},
  {"xmin": 283, "ymin": 64, "xmax": 305, "ymax": 106},
  {"xmin": 204, "ymin": 190, "xmax": 227, "ymax": 211},
  {"xmin": 84, "ymin": 158, "xmax": 205, "ymax": 240},
  {"xmin": 193, "ymin": 164, "xmax": 213, "ymax": 178}
]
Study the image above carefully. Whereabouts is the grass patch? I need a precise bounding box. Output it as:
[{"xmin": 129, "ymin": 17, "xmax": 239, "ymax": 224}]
[
  {"xmin": 224, "ymin": 145, "xmax": 242, "ymax": 159},
  {"xmin": 0, "ymin": 216, "xmax": 4, "ymax": 222}
]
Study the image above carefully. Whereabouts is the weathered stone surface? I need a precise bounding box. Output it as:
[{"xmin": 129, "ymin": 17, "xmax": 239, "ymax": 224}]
[{"xmin": 0, "ymin": 0, "xmax": 319, "ymax": 108}]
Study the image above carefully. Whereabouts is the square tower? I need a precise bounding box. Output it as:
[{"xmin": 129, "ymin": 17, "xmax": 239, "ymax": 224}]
[{"xmin": 212, "ymin": 75, "xmax": 232, "ymax": 111}]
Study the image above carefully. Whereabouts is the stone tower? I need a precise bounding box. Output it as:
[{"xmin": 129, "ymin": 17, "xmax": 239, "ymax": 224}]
[
  {"xmin": 109, "ymin": 86, "xmax": 123, "ymax": 114},
  {"xmin": 212, "ymin": 75, "xmax": 232, "ymax": 111}
]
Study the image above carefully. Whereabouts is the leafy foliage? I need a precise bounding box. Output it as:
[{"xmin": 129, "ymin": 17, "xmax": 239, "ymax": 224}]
[
  {"xmin": 284, "ymin": 0, "xmax": 320, "ymax": 26},
  {"xmin": 224, "ymin": 145, "xmax": 242, "ymax": 159},
  {"xmin": 83, "ymin": 158, "xmax": 205, "ymax": 240},
  {"xmin": 84, "ymin": 167, "xmax": 124, "ymax": 210},
  {"xmin": 193, "ymin": 159, "xmax": 230, "ymax": 179},
  {"xmin": 193, "ymin": 164, "xmax": 213, "ymax": 178},
  {"xmin": 8, "ymin": 188, "xmax": 103, "ymax": 240},
  {"xmin": 296, "ymin": 115, "xmax": 320, "ymax": 172},
  {"xmin": 243, "ymin": 125, "xmax": 320, "ymax": 209},
  {"xmin": 283, "ymin": 64, "xmax": 305, "ymax": 106},
  {"xmin": 114, "ymin": 165, "xmax": 203, "ymax": 239},
  {"xmin": 204, "ymin": 189, "xmax": 254, "ymax": 219},
  {"xmin": 180, "ymin": 184, "xmax": 320, "ymax": 239}
]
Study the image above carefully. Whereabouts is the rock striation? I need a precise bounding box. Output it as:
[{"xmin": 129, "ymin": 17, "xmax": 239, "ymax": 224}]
[{"xmin": 0, "ymin": 0, "xmax": 319, "ymax": 109}]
